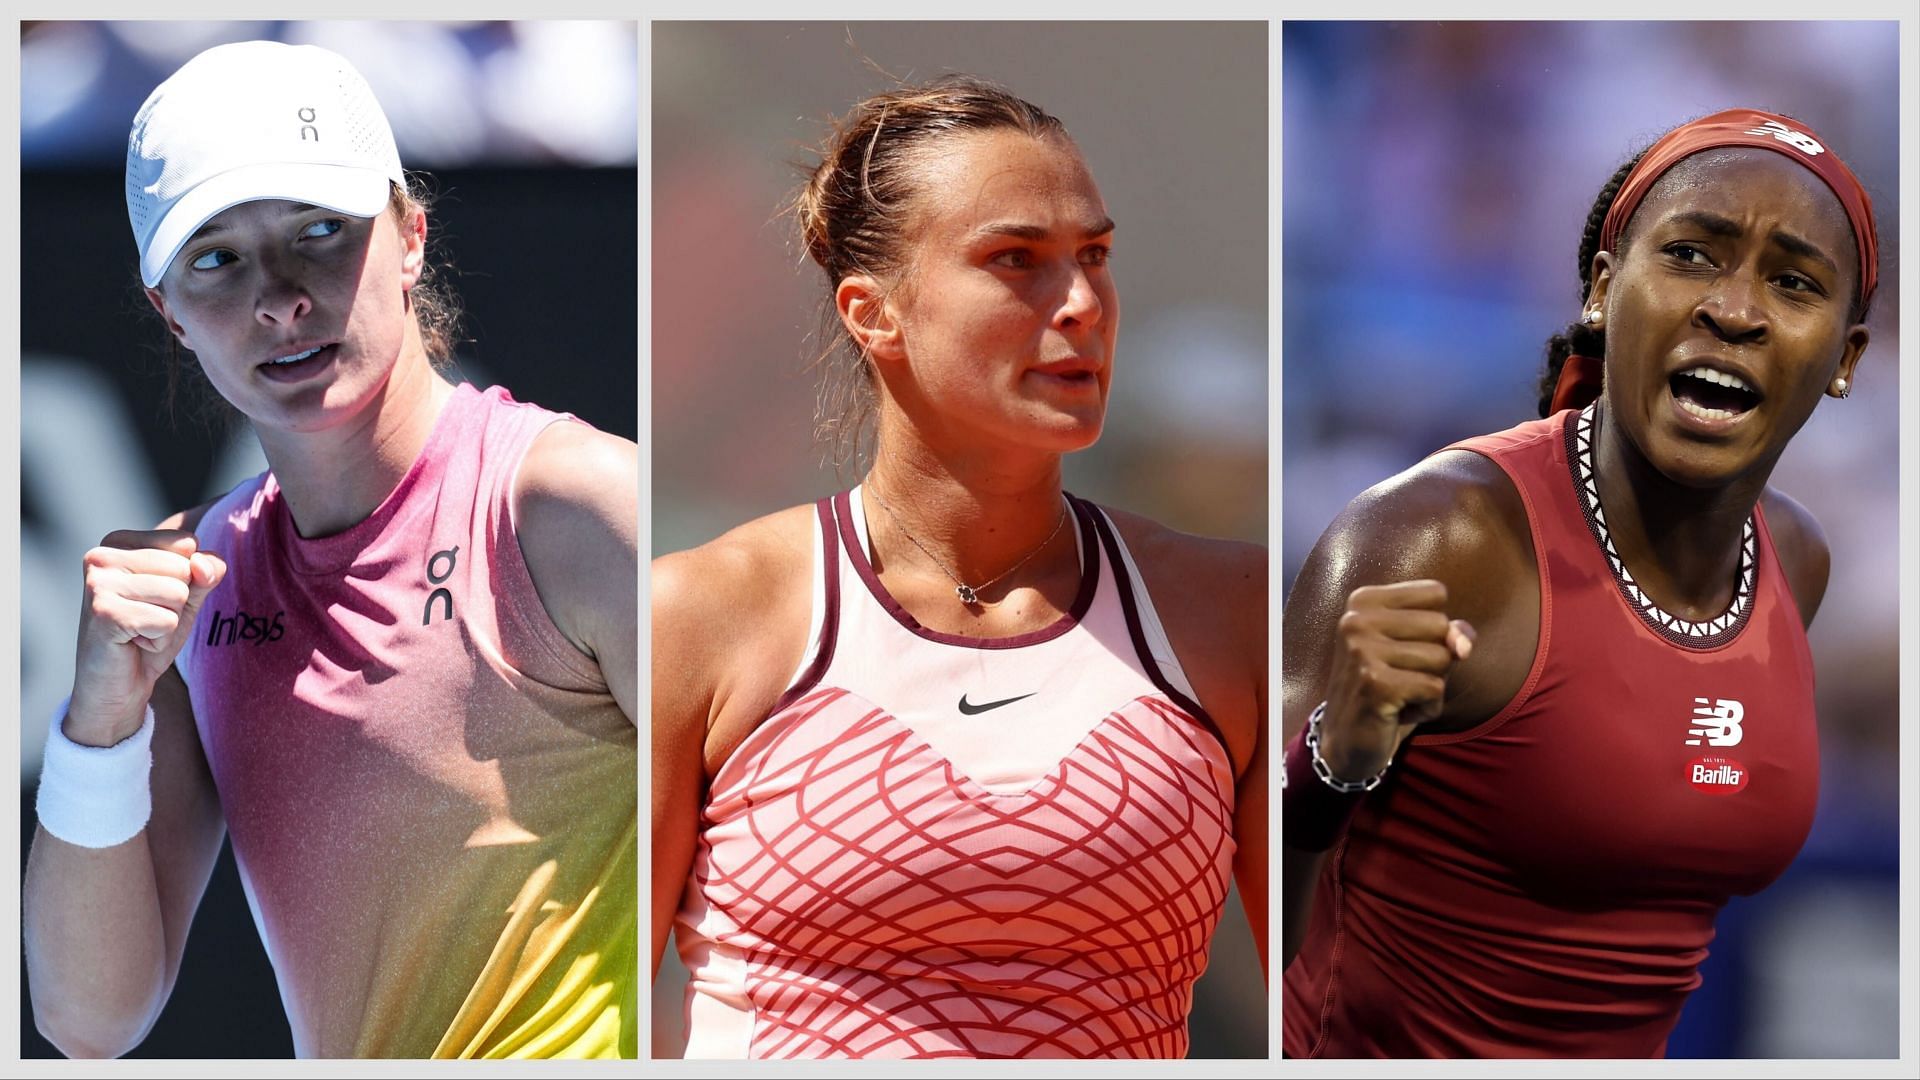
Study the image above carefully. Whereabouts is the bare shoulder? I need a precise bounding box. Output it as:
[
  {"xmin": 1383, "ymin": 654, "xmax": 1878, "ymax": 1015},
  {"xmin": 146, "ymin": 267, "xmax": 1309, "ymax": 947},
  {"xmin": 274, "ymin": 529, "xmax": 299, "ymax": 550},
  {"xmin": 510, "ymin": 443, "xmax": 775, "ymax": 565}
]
[
  {"xmin": 514, "ymin": 421, "xmax": 639, "ymax": 547},
  {"xmin": 1098, "ymin": 506, "xmax": 1267, "ymax": 777},
  {"xmin": 1101, "ymin": 506, "xmax": 1266, "ymax": 594},
  {"xmin": 1319, "ymin": 449, "xmax": 1527, "ymax": 585},
  {"xmin": 653, "ymin": 502, "xmax": 821, "ymax": 774},
  {"xmin": 652, "ymin": 502, "xmax": 818, "ymax": 636},
  {"xmin": 1758, "ymin": 486, "xmax": 1830, "ymax": 628},
  {"xmin": 510, "ymin": 421, "xmax": 640, "ymax": 660},
  {"xmin": 1284, "ymin": 448, "xmax": 1537, "ymax": 736}
]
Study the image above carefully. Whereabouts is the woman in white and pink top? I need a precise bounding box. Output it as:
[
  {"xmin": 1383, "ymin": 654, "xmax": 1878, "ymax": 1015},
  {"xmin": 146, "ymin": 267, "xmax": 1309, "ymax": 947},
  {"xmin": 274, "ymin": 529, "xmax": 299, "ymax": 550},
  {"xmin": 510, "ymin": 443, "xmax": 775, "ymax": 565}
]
[{"xmin": 652, "ymin": 76, "xmax": 1269, "ymax": 1059}]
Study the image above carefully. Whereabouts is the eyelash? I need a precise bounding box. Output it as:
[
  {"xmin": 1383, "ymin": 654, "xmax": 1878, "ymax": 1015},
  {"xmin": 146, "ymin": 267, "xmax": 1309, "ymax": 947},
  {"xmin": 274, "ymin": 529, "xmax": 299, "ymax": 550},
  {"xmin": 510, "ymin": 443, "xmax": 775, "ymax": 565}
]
[
  {"xmin": 1663, "ymin": 243, "xmax": 1823, "ymax": 296},
  {"xmin": 186, "ymin": 218, "xmax": 346, "ymax": 272},
  {"xmin": 990, "ymin": 245, "xmax": 1114, "ymax": 270}
]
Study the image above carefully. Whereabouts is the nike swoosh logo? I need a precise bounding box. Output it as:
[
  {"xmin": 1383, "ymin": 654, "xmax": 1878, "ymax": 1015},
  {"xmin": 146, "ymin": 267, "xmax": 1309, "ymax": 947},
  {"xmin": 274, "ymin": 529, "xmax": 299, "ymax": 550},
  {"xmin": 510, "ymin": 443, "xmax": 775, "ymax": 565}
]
[{"xmin": 957, "ymin": 692, "xmax": 1037, "ymax": 716}]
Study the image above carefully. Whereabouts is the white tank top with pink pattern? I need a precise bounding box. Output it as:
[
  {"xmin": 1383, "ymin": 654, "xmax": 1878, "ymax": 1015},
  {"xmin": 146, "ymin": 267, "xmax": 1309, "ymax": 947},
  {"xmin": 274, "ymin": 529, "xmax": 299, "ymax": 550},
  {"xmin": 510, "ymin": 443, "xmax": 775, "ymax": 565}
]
[{"xmin": 675, "ymin": 486, "xmax": 1235, "ymax": 1059}]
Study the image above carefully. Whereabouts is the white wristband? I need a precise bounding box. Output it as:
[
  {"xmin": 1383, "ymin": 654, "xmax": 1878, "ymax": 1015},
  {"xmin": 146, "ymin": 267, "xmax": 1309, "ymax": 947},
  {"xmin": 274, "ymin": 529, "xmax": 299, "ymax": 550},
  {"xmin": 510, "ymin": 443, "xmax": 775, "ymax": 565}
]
[{"xmin": 36, "ymin": 702, "xmax": 156, "ymax": 849}]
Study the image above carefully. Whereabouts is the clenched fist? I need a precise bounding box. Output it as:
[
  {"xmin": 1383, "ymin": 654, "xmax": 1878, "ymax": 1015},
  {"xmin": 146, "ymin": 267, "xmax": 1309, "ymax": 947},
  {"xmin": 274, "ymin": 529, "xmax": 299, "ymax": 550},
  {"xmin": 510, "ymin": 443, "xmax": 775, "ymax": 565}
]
[
  {"xmin": 1318, "ymin": 580, "xmax": 1474, "ymax": 782},
  {"xmin": 68, "ymin": 530, "xmax": 226, "ymax": 748}
]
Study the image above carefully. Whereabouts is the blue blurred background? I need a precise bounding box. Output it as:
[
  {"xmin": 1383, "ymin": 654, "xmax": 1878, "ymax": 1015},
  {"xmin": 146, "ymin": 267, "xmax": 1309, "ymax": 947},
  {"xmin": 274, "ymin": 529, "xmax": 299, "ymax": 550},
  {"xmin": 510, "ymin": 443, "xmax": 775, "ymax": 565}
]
[
  {"xmin": 653, "ymin": 21, "xmax": 1269, "ymax": 1059},
  {"xmin": 18, "ymin": 19, "xmax": 637, "ymax": 1058},
  {"xmin": 1282, "ymin": 21, "xmax": 1899, "ymax": 1058}
]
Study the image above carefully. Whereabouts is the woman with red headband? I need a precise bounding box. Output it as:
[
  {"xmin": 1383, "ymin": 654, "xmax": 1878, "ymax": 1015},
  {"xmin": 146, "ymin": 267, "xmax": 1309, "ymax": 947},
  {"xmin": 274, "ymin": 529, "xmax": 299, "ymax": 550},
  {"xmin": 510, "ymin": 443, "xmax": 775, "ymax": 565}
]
[{"xmin": 1279, "ymin": 109, "xmax": 1876, "ymax": 1057}]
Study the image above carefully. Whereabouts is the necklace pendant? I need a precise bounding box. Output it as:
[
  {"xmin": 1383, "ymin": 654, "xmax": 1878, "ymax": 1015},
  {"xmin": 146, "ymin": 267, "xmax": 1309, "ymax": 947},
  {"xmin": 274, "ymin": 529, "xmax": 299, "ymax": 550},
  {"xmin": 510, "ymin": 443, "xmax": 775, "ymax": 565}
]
[{"xmin": 956, "ymin": 584, "xmax": 979, "ymax": 605}]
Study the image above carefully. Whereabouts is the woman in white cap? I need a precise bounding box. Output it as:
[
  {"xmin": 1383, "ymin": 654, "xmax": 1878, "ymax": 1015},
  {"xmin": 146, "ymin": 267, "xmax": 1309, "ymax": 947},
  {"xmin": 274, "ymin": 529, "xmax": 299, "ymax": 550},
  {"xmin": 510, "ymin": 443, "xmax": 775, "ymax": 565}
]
[{"xmin": 23, "ymin": 40, "xmax": 638, "ymax": 1059}]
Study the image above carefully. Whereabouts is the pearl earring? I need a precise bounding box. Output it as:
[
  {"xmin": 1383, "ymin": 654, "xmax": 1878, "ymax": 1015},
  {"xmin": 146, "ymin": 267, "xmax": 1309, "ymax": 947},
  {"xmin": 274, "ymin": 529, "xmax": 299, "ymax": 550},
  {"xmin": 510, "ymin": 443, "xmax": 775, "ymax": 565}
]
[
  {"xmin": 1581, "ymin": 310, "xmax": 1600, "ymax": 326},
  {"xmin": 1833, "ymin": 377, "xmax": 1850, "ymax": 398}
]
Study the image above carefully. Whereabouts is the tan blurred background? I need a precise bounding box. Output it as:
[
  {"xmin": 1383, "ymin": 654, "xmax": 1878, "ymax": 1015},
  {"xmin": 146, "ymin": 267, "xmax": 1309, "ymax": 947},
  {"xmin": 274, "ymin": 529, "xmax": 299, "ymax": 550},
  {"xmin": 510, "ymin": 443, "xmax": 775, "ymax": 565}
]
[{"xmin": 652, "ymin": 20, "xmax": 1269, "ymax": 1059}]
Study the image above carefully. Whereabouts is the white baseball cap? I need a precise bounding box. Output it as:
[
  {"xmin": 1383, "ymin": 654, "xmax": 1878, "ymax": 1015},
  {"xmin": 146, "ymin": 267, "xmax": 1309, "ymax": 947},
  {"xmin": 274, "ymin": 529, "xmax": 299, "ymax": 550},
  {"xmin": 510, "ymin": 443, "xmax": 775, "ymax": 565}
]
[{"xmin": 126, "ymin": 40, "xmax": 405, "ymax": 288}]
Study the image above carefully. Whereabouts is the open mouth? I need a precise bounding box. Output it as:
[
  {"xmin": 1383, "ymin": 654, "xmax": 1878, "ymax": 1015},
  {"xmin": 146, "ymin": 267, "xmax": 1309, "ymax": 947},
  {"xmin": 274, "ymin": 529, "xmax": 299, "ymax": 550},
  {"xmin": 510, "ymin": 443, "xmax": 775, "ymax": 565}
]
[
  {"xmin": 1670, "ymin": 366, "xmax": 1761, "ymax": 422},
  {"xmin": 259, "ymin": 343, "xmax": 336, "ymax": 380}
]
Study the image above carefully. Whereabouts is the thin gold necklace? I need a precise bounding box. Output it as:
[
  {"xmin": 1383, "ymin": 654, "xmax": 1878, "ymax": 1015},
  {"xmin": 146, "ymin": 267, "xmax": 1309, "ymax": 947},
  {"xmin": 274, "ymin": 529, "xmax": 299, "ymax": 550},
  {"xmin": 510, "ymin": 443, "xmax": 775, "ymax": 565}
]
[{"xmin": 864, "ymin": 485, "xmax": 1068, "ymax": 607}]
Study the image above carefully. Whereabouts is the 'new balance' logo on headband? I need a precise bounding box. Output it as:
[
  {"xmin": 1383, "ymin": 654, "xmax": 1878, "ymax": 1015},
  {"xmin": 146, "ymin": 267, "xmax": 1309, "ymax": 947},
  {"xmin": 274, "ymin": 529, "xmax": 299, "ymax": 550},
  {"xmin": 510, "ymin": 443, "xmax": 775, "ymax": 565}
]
[{"xmin": 1744, "ymin": 119, "xmax": 1824, "ymax": 156}]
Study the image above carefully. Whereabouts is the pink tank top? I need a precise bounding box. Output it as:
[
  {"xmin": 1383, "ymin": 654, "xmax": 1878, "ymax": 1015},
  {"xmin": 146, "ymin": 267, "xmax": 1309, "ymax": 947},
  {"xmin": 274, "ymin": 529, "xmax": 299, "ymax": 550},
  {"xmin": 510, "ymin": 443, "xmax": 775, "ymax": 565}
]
[
  {"xmin": 676, "ymin": 487, "xmax": 1235, "ymax": 1058},
  {"xmin": 176, "ymin": 383, "xmax": 637, "ymax": 1058}
]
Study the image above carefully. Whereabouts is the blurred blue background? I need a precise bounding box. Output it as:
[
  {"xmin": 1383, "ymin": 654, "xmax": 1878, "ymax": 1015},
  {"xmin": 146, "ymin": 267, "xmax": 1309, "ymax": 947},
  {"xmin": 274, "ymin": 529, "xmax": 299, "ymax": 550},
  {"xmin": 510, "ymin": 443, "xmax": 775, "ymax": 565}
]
[
  {"xmin": 1282, "ymin": 22, "xmax": 1899, "ymax": 1058},
  {"xmin": 653, "ymin": 21, "xmax": 1268, "ymax": 1059},
  {"xmin": 18, "ymin": 19, "xmax": 637, "ymax": 1058}
]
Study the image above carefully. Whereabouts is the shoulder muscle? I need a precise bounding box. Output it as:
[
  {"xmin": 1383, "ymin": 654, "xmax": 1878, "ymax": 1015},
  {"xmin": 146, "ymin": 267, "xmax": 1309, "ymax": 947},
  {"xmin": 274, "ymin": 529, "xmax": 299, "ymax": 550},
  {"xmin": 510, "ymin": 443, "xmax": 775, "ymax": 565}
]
[
  {"xmin": 1283, "ymin": 449, "xmax": 1536, "ymax": 738},
  {"xmin": 1759, "ymin": 486, "xmax": 1830, "ymax": 629}
]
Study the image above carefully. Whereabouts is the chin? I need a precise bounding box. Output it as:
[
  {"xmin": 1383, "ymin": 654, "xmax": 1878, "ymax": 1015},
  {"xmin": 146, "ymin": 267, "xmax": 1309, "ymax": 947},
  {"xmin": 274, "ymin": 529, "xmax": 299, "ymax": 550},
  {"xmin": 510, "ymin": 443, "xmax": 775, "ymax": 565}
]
[
  {"xmin": 1027, "ymin": 407, "xmax": 1106, "ymax": 452},
  {"xmin": 1642, "ymin": 430, "xmax": 1769, "ymax": 490}
]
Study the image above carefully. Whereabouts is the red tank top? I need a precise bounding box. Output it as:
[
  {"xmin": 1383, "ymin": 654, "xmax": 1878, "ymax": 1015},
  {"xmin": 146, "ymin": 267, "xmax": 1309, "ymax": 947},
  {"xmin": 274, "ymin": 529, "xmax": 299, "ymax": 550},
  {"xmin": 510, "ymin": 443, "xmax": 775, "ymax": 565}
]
[{"xmin": 1282, "ymin": 404, "xmax": 1819, "ymax": 1058}]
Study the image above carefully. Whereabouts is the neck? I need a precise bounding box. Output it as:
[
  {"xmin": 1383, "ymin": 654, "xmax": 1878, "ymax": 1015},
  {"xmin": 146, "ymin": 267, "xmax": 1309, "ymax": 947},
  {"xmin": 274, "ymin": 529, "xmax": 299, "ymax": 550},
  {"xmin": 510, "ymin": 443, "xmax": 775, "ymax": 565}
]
[
  {"xmin": 1591, "ymin": 405, "xmax": 1768, "ymax": 620},
  {"xmin": 254, "ymin": 331, "xmax": 455, "ymax": 538},
  {"xmin": 862, "ymin": 414, "xmax": 1072, "ymax": 595}
]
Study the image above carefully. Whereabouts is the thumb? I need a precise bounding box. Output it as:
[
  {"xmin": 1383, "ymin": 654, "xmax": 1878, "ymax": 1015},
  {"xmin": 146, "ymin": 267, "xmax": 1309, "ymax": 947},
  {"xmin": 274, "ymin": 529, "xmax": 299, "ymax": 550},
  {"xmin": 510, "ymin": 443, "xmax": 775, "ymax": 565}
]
[
  {"xmin": 184, "ymin": 551, "xmax": 227, "ymax": 610},
  {"xmin": 1445, "ymin": 618, "xmax": 1477, "ymax": 661}
]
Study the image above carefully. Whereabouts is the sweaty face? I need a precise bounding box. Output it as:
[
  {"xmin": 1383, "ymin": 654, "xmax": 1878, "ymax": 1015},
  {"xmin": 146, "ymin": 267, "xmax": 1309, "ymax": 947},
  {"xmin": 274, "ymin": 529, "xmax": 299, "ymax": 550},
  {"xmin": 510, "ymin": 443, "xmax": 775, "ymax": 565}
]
[
  {"xmin": 146, "ymin": 197, "xmax": 421, "ymax": 434},
  {"xmin": 1594, "ymin": 148, "xmax": 1867, "ymax": 487},
  {"xmin": 882, "ymin": 130, "xmax": 1119, "ymax": 454}
]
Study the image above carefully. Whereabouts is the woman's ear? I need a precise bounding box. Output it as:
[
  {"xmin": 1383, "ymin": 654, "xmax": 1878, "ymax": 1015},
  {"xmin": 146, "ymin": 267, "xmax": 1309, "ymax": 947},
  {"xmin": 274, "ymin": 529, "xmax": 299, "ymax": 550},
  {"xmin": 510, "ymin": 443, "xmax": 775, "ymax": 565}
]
[
  {"xmin": 398, "ymin": 205, "xmax": 426, "ymax": 291},
  {"xmin": 835, "ymin": 273, "xmax": 905, "ymax": 364},
  {"xmin": 144, "ymin": 286, "xmax": 194, "ymax": 351}
]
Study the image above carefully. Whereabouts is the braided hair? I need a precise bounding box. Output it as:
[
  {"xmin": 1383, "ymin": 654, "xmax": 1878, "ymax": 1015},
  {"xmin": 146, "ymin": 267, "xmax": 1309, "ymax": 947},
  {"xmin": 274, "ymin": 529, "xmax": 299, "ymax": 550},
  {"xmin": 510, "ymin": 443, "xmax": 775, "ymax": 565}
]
[{"xmin": 1534, "ymin": 149, "xmax": 1648, "ymax": 417}]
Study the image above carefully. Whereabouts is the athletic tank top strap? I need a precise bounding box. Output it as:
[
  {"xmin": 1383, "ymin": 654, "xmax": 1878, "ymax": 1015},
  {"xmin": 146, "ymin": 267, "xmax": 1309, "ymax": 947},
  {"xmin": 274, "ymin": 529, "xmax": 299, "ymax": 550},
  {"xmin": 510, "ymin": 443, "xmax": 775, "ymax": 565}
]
[
  {"xmin": 766, "ymin": 486, "xmax": 1224, "ymax": 763},
  {"xmin": 1081, "ymin": 503, "xmax": 1212, "ymax": 733}
]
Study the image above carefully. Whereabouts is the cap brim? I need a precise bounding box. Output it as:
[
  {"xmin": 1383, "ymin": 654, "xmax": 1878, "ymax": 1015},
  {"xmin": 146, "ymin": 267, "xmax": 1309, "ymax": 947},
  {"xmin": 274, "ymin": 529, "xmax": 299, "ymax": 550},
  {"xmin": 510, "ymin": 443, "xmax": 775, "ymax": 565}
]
[{"xmin": 140, "ymin": 163, "xmax": 393, "ymax": 287}]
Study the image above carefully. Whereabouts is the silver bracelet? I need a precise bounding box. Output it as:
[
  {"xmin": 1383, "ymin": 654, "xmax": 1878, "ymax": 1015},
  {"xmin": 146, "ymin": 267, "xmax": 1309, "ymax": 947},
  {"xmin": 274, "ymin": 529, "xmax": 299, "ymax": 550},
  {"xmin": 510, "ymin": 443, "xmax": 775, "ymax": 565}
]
[{"xmin": 1306, "ymin": 701, "xmax": 1389, "ymax": 793}]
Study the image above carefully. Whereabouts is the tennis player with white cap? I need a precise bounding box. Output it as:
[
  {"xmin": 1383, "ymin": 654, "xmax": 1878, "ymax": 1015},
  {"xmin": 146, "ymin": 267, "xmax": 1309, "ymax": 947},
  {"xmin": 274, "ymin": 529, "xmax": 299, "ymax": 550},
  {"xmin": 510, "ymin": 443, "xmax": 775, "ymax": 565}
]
[{"xmin": 23, "ymin": 40, "xmax": 639, "ymax": 1059}]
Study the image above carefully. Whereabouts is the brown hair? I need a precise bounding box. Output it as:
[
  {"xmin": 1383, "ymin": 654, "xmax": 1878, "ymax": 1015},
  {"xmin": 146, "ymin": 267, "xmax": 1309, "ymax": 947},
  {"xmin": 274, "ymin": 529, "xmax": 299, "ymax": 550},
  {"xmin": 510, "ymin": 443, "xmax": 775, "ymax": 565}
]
[
  {"xmin": 792, "ymin": 74, "xmax": 1068, "ymax": 469},
  {"xmin": 157, "ymin": 175, "xmax": 465, "ymax": 422}
]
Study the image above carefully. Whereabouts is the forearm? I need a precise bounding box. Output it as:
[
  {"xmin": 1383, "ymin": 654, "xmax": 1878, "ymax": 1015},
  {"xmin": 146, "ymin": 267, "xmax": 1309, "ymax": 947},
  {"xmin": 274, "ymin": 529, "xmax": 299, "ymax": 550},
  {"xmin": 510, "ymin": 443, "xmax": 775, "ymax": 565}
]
[{"xmin": 23, "ymin": 826, "xmax": 172, "ymax": 1058}]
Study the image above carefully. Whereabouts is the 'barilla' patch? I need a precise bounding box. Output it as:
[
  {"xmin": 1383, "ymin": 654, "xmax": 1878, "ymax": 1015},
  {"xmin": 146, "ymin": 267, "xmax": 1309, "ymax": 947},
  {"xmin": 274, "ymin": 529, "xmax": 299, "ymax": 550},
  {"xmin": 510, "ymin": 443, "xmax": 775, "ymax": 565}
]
[{"xmin": 1687, "ymin": 756, "xmax": 1749, "ymax": 795}]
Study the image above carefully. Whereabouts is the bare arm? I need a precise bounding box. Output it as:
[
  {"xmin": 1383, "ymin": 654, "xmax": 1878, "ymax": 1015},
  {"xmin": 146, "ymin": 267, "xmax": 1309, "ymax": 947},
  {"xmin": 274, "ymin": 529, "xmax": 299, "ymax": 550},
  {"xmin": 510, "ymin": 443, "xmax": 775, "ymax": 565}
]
[
  {"xmin": 1279, "ymin": 452, "xmax": 1538, "ymax": 969},
  {"xmin": 1758, "ymin": 487, "xmax": 1831, "ymax": 630},
  {"xmin": 649, "ymin": 550, "xmax": 710, "ymax": 981},
  {"xmin": 24, "ymin": 508, "xmax": 228, "ymax": 1058},
  {"xmin": 647, "ymin": 510, "xmax": 814, "ymax": 984},
  {"xmin": 513, "ymin": 421, "xmax": 640, "ymax": 722},
  {"xmin": 1236, "ymin": 664, "xmax": 1267, "ymax": 976},
  {"xmin": 1103, "ymin": 512, "xmax": 1270, "ymax": 977}
]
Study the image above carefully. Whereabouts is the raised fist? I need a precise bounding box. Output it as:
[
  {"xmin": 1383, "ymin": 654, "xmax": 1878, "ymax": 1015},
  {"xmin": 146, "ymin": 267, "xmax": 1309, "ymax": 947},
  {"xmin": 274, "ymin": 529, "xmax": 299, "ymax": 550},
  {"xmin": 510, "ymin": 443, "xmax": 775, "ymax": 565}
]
[
  {"xmin": 67, "ymin": 530, "xmax": 226, "ymax": 747},
  {"xmin": 1317, "ymin": 579, "xmax": 1474, "ymax": 782}
]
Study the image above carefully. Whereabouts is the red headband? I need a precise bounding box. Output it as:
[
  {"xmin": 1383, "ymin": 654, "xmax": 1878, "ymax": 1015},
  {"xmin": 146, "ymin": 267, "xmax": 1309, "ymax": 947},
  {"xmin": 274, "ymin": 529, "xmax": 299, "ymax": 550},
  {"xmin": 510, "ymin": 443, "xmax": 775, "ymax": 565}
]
[
  {"xmin": 1551, "ymin": 109, "xmax": 1877, "ymax": 415},
  {"xmin": 1601, "ymin": 108, "xmax": 1877, "ymax": 312}
]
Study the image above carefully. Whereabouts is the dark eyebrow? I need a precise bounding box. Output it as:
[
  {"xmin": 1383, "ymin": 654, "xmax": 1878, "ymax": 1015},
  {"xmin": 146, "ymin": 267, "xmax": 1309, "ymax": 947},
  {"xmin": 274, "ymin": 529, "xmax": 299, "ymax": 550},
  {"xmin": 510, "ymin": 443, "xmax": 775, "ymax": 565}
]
[
  {"xmin": 972, "ymin": 216, "xmax": 1117, "ymax": 242},
  {"xmin": 184, "ymin": 203, "xmax": 328, "ymax": 244},
  {"xmin": 1666, "ymin": 210, "xmax": 1837, "ymax": 274}
]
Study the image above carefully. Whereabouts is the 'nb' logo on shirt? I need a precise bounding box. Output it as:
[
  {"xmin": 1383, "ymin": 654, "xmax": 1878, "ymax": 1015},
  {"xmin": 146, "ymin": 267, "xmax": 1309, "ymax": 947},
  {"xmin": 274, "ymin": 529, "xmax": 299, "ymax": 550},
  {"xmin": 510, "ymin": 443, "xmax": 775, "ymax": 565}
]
[
  {"xmin": 1686, "ymin": 697, "xmax": 1744, "ymax": 747},
  {"xmin": 423, "ymin": 546, "xmax": 458, "ymax": 626}
]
